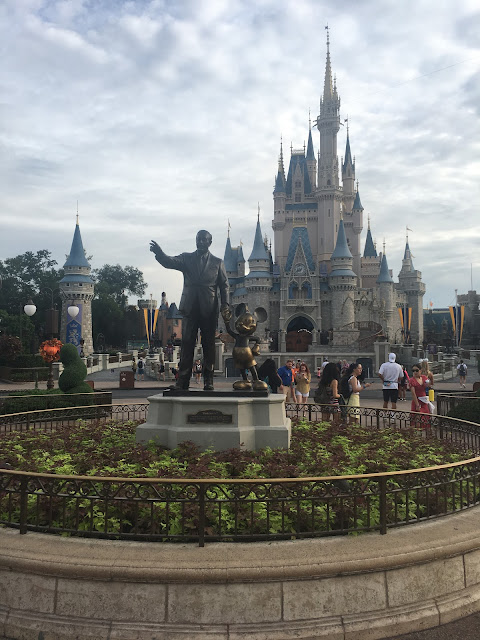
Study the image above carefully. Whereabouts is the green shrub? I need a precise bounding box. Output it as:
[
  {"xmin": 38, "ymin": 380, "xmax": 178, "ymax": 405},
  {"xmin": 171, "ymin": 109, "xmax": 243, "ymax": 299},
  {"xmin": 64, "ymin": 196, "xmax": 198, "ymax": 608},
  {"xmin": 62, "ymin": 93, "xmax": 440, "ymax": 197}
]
[
  {"xmin": 9, "ymin": 369, "xmax": 49, "ymax": 382},
  {"xmin": 58, "ymin": 344, "xmax": 92, "ymax": 395},
  {"xmin": 447, "ymin": 400, "xmax": 480, "ymax": 423},
  {"xmin": 0, "ymin": 389, "xmax": 97, "ymax": 414}
]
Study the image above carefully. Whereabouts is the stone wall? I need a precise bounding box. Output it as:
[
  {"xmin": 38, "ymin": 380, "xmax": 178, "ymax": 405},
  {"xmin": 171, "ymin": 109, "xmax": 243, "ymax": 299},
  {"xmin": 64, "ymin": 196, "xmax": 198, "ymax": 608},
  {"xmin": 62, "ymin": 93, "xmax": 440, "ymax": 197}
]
[{"xmin": 2, "ymin": 507, "xmax": 480, "ymax": 639}]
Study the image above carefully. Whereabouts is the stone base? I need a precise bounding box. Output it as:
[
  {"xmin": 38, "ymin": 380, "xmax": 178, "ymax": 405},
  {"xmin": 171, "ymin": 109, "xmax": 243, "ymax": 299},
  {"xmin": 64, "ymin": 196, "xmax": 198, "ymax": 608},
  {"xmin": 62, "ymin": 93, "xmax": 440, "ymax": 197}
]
[{"xmin": 136, "ymin": 392, "xmax": 291, "ymax": 451}]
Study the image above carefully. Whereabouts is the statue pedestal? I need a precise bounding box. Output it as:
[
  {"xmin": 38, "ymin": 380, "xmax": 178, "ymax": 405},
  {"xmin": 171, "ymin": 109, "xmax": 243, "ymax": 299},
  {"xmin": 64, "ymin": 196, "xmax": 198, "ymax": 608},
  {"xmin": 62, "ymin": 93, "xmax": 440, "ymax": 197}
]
[{"xmin": 136, "ymin": 391, "xmax": 291, "ymax": 451}]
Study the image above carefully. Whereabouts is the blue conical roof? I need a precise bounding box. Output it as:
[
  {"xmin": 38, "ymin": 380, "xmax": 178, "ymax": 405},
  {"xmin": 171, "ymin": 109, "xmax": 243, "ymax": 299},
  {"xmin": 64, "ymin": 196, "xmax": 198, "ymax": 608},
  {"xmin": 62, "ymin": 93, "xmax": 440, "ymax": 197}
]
[
  {"xmin": 274, "ymin": 170, "xmax": 286, "ymax": 193},
  {"xmin": 353, "ymin": 190, "xmax": 363, "ymax": 210},
  {"xmin": 306, "ymin": 128, "xmax": 315, "ymax": 160},
  {"xmin": 331, "ymin": 219, "xmax": 352, "ymax": 259},
  {"xmin": 237, "ymin": 244, "xmax": 245, "ymax": 262},
  {"xmin": 343, "ymin": 133, "xmax": 353, "ymax": 168},
  {"xmin": 224, "ymin": 236, "xmax": 237, "ymax": 272},
  {"xmin": 248, "ymin": 219, "xmax": 269, "ymax": 261},
  {"xmin": 377, "ymin": 253, "xmax": 394, "ymax": 283},
  {"xmin": 64, "ymin": 223, "xmax": 90, "ymax": 268},
  {"xmin": 363, "ymin": 228, "xmax": 377, "ymax": 258}
]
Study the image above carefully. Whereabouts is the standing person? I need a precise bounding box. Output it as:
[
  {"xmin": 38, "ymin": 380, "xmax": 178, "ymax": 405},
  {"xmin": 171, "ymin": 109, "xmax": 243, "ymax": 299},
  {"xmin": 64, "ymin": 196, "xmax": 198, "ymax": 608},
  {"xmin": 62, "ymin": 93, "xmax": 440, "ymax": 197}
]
[
  {"xmin": 457, "ymin": 360, "xmax": 467, "ymax": 388},
  {"xmin": 193, "ymin": 359, "xmax": 203, "ymax": 384},
  {"xmin": 278, "ymin": 359, "xmax": 295, "ymax": 401},
  {"xmin": 420, "ymin": 359, "xmax": 434, "ymax": 395},
  {"xmin": 295, "ymin": 362, "xmax": 311, "ymax": 404},
  {"xmin": 257, "ymin": 358, "xmax": 284, "ymax": 394},
  {"xmin": 158, "ymin": 358, "xmax": 165, "ymax": 382},
  {"xmin": 344, "ymin": 362, "xmax": 371, "ymax": 424},
  {"xmin": 150, "ymin": 230, "xmax": 230, "ymax": 390},
  {"xmin": 131, "ymin": 357, "xmax": 137, "ymax": 381},
  {"xmin": 137, "ymin": 357, "xmax": 145, "ymax": 381},
  {"xmin": 378, "ymin": 353, "xmax": 403, "ymax": 421},
  {"xmin": 409, "ymin": 364, "xmax": 433, "ymax": 428},
  {"xmin": 315, "ymin": 362, "xmax": 341, "ymax": 424},
  {"xmin": 316, "ymin": 366, "xmax": 322, "ymax": 380}
]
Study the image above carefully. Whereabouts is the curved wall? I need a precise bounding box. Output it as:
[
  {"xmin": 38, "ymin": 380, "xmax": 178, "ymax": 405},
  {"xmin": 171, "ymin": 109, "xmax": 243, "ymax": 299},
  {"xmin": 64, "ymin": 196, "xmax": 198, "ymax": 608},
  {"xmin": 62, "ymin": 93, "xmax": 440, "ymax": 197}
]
[{"xmin": 2, "ymin": 507, "xmax": 480, "ymax": 639}]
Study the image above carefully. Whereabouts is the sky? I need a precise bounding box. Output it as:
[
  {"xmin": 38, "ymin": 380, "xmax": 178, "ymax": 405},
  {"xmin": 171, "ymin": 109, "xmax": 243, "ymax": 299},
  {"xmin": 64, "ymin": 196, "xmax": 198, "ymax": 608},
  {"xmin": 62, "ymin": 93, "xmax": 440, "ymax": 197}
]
[{"xmin": 1, "ymin": 0, "xmax": 479, "ymax": 309}]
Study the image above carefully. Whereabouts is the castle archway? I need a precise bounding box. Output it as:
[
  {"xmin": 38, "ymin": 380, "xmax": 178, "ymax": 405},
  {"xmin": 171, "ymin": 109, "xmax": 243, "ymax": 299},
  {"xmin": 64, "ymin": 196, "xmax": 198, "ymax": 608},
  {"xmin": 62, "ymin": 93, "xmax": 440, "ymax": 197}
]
[{"xmin": 285, "ymin": 315, "xmax": 315, "ymax": 353}]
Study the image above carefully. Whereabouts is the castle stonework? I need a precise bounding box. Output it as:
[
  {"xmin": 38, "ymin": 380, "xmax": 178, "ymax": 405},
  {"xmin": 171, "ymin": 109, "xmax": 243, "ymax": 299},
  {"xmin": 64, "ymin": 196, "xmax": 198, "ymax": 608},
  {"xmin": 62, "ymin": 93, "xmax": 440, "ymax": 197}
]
[
  {"xmin": 225, "ymin": 35, "xmax": 425, "ymax": 352},
  {"xmin": 59, "ymin": 221, "xmax": 94, "ymax": 355}
]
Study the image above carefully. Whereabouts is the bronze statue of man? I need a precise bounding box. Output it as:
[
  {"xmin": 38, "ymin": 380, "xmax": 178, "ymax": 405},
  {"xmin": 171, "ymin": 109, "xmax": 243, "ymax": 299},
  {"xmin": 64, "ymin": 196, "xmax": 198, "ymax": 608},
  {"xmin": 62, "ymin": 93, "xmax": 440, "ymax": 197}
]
[{"xmin": 150, "ymin": 230, "xmax": 230, "ymax": 390}]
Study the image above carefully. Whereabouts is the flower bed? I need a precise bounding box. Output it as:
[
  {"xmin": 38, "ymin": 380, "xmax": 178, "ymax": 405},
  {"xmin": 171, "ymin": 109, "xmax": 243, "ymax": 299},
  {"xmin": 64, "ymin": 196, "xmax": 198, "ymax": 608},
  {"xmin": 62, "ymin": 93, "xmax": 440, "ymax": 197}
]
[
  {"xmin": 1, "ymin": 417, "xmax": 476, "ymax": 542},
  {"xmin": 0, "ymin": 418, "xmax": 467, "ymax": 478}
]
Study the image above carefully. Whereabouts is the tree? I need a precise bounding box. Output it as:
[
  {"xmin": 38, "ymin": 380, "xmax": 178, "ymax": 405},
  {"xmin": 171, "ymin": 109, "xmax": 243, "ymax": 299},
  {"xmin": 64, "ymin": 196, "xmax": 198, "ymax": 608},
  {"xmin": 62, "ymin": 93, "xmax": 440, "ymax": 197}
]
[
  {"xmin": 0, "ymin": 250, "xmax": 62, "ymax": 315},
  {"xmin": 92, "ymin": 265, "xmax": 147, "ymax": 307}
]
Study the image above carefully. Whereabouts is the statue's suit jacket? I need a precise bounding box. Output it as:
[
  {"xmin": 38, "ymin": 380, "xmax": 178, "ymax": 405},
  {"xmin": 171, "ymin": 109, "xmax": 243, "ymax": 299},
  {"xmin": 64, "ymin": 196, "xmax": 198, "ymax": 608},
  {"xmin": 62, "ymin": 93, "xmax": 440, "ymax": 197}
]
[{"xmin": 154, "ymin": 249, "xmax": 229, "ymax": 319}]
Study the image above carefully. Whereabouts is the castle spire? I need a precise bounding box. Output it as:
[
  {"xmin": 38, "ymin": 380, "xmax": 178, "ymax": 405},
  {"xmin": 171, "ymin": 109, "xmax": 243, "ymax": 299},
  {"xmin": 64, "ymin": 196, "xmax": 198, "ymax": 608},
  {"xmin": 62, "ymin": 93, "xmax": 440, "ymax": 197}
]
[
  {"xmin": 323, "ymin": 26, "xmax": 334, "ymax": 101},
  {"xmin": 363, "ymin": 216, "xmax": 377, "ymax": 258},
  {"xmin": 274, "ymin": 138, "xmax": 286, "ymax": 193},
  {"xmin": 64, "ymin": 218, "xmax": 90, "ymax": 268},
  {"xmin": 377, "ymin": 251, "xmax": 394, "ymax": 283},
  {"xmin": 331, "ymin": 219, "xmax": 353, "ymax": 260},
  {"xmin": 306, "ymin": 119, "xmax": 315, "ymax": 160},
  {"xmin": 249, "ymin": 214, "xmax": 269, "ymax": 262}
]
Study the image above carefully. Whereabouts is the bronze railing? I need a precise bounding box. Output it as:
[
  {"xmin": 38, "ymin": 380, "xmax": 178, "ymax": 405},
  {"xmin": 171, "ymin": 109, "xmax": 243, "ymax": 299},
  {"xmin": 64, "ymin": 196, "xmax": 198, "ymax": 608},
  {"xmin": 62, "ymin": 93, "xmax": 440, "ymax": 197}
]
[{"xmin": 1, "ymin": 405, "xmax": 480, "ymax": 545}]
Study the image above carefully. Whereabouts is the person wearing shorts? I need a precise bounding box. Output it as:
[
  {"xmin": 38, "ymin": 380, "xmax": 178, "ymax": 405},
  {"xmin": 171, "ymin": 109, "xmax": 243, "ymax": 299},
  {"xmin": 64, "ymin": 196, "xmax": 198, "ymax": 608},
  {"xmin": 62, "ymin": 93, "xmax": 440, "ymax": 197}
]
[{"xmin": 378, "ymin": 353, "xmax": 403, "ymax": 421}]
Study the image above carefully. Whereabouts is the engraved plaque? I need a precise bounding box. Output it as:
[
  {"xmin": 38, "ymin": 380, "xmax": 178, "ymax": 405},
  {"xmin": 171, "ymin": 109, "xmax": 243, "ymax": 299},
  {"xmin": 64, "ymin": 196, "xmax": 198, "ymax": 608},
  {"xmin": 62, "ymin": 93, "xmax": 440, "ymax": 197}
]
[{"xmin": 187, "ymin": 409, "xmax": 233, "ymax": 424}]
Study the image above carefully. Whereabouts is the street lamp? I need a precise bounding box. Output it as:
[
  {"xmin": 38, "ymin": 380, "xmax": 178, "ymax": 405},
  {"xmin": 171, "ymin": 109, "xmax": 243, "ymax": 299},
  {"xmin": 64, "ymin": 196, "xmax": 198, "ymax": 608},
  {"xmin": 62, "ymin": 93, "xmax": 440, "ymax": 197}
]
[
  {"xmin": 19, "ymin": 299, "xmax": 37, "ymax": 351},
  {"xmin": 68, "ymin": 304, "xmax": 80, "ymax": 319}
]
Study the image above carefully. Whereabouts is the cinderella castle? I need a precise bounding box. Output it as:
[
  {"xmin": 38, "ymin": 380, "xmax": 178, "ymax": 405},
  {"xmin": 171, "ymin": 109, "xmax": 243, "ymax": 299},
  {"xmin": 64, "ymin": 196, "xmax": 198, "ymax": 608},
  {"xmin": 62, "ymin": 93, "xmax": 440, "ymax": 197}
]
[{"xmin": 224, "ymin": 33, "xmax": 426, "ymax": 354}]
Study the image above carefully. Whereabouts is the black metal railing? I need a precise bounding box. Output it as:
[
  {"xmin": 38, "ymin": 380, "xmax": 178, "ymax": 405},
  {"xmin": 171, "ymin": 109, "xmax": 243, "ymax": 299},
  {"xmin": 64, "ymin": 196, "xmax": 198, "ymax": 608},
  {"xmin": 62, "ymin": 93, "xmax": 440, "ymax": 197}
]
[
  {"xmin": 1, "ymin": 405, "xmax": 480, "ymax": 545},
  {"xmin": 0, "ymin": 403, "xmax": 148, "ymax": 434}
]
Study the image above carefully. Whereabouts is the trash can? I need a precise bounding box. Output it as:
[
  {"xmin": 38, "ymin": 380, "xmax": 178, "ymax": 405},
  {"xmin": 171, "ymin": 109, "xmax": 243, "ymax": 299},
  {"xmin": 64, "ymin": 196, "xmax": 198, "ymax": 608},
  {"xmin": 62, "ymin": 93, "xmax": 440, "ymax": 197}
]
[{"xmin": 119, "ymin": 370, "xmax": 135, "ymax": 389}]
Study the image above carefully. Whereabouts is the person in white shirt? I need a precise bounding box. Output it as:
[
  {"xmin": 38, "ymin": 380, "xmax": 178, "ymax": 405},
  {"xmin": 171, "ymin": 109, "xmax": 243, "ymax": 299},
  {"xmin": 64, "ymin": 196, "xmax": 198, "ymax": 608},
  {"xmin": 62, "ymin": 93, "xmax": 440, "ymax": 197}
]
[{"xmin": 378, "ymin": 353, "xmax": 403, "ymax": 413}]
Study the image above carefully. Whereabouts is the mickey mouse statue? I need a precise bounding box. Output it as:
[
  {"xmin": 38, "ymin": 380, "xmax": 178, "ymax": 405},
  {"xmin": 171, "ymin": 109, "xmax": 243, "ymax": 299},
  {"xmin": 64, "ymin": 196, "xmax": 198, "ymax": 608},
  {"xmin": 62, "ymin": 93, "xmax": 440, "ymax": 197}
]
[{"xmin": 221, "ymin": 303, "xmax": 268, "ymax": 391}]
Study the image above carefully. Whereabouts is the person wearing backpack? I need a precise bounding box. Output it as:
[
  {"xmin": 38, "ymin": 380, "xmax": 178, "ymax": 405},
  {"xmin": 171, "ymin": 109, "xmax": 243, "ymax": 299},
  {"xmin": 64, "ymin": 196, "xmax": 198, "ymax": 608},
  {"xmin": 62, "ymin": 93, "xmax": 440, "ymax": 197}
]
[
  {"xmin": 137, "ymin": 357, "xmax": 145, "ymax": 381},
  {"xmin": 457, "ymin": 360, "xmax": 467, "ymax": 388},
  {"xmin": 314, "ymin": 362, "xmax": 340, "ymax": 424}
]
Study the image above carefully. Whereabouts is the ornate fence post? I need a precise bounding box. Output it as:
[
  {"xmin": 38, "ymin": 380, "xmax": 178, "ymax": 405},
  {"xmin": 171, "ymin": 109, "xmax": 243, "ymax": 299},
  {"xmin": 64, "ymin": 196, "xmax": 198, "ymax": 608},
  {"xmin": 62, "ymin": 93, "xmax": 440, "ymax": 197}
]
[
  {"xmin": 19, "ymin": 475, "xmax": 28, "ymax": 535},
  {"xmin": 379, "ymin": 476, "xmax": 387, "ymax": 535}
]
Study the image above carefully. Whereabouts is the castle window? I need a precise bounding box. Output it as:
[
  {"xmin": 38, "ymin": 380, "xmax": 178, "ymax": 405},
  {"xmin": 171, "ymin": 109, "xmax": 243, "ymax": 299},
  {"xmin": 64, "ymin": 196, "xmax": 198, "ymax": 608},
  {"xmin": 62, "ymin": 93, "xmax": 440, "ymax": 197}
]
[
  {"xmin": 327, "ymin": 179, "xmax": 331, "ymax": 185},
  {"xmin": 295, "ymin": 193, "xmax": 301, "ymax": 202},
  {"xmin": 295, "ymin": 181, "xmax": 301, "ymax": 188}
]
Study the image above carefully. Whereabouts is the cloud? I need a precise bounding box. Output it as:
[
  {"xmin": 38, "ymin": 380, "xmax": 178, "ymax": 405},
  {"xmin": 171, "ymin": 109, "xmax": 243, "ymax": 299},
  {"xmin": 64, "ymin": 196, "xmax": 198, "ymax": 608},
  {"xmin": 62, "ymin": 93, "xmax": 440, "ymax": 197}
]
[{"xmin": 0, "ymin": 0, "xmax": 479, "ymax": 310}]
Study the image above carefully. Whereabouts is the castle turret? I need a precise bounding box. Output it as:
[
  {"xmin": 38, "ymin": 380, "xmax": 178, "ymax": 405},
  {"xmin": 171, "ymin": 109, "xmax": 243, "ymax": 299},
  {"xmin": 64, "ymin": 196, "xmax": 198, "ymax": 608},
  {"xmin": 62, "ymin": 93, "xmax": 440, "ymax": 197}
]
[
  {"xmin": 377, "ymin": 248, "xmax": 395, "ymax": 341},
  {"xmin": 329, "ymin": 219, "xmax": 357, "ymax": 344},
  {"xmin": 398, "ymin": 235, "xmax": 426, "ymax": 343},
  {"xmin": 360, "ymin": 216, "xmax": 380, "ymax": 290},
  {"xmin": 246, "ymin": 214, "xmax": 272, "ymax": 312},
  {"xmin": 316, "ymin": 30, "xmax": 343, "ymax": 264},
  {"xmin": 59, "ymin": 218, "xmax": 94, "ymax": 355}
]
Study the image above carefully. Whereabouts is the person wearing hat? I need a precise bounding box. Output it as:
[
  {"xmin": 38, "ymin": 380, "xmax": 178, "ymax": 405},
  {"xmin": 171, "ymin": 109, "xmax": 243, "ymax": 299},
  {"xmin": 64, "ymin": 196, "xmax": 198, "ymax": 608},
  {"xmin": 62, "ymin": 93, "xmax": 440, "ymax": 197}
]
[{"xmin": 378, "ymin": 353, "xmax": 403, "ymax": 419}]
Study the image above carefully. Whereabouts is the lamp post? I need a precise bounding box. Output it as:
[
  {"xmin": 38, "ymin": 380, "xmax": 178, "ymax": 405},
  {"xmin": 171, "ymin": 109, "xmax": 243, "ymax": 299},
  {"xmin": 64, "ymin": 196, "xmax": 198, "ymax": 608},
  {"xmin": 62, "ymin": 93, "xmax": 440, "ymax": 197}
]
[
  {"xmin": 20, "ymin": 299, "xmax": 37, "ymax": 352},
  {"xmin": 42, "ymin": 288, "xmax": 60, "ymax": 339}
]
